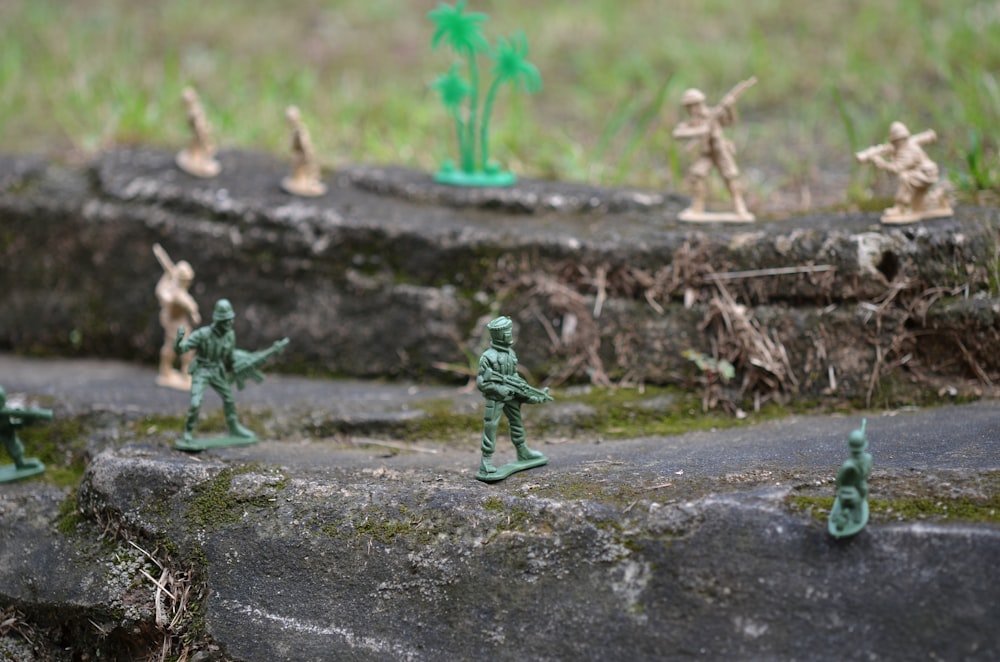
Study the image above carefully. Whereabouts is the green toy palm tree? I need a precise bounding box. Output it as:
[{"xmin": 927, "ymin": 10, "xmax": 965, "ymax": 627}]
[{"xmin": 428, "ymin": 1, "xmax": 541, "ymax": 187}]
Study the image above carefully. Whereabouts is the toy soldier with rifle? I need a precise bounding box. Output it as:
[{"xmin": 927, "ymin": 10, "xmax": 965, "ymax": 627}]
[
  {"xmin": 281, "ymin": 105, "xmax": 327, "ymax": 197},
  {"xmin": 153, "ymin": 243, "xmax": 201, "ymax": 391},
  {"xmin": 672, "ymin": 76, "xmax": 757, "ymax": 223},
  {"xmin": 174, "ymin": 299, "xmax": 289, "ymax": 451},
  {"xmin": 855, "ymin": 121, "xmax": 953, "ymax": 224},
  {"xmin": 0, "ymin": 386, "xmax": 52, "ymax": 482},
  {"xmin": 176, "ymin": 86, "xmax": 221, "ymax": 178},
  {"xmin": 475, "ymin": 316, "xmax": 552, "ymax": 482}
]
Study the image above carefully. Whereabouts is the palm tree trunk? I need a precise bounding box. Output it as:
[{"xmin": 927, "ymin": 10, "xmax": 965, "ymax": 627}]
[
  {"xmin": 479, "ymin": 76, "xmax": 504, "ymax": 172},
  {"xmin": 464, "ymin": 49, "xmax": 480, "ymax": 173},
  {"xmin": 452, "ymin": 109, "xmax": 466, "ymax": 163}
]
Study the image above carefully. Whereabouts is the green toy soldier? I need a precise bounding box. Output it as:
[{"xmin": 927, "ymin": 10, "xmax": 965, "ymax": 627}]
[
  {"xmin": 175, "ymin": 299, "xmax": 289, "ymax": 451},
  {"xmin": 475, "ymin": 316, "xmax": 552, "ymax": 482},
  {"xmin": 0, "ymin": 386, "xmax": 52, "ymax": 482},
  {"xmin": 828, "ymin": 419, "xmax": 873, "ymax": 538}
]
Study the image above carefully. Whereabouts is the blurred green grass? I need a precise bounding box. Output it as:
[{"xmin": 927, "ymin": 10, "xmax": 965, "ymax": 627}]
[{"xmin": 1, "ymin": 0, "xmax": 998, "ymax": 209}]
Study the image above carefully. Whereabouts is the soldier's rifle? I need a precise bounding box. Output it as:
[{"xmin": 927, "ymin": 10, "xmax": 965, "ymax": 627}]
[
  {"xmin": 855, "ymin": 130, "xmax": 937, "ymax": 163},
  {"xmin": 231, "ymin": 338, "xmax": 290, "ymax": 390},
  {"xmin": 153, "ymin": 243, "xmax": 179, "ymax": 279},
  {"xmin": 1, "ymin": 406, "xmax": 54, "ymax": 427},
  {"xmin": 483, "ymin": 367, "xmax": 553, "ymax": 402},
  {"xmin": 717, "ymin": 76, "xmax": 757, "ymax": 109}
]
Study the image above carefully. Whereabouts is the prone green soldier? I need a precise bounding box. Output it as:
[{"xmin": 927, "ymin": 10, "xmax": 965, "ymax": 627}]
[
  {"xmin": 0, "ymin": 386, "xmax": 52, "ymax": 482},
  {"xmin": 828, "ymin": 419, "xmax": 873, "ymax": 538},
  {"xmin": 475, "ymin": 316, "xmax": 550, "ymax": 482}
]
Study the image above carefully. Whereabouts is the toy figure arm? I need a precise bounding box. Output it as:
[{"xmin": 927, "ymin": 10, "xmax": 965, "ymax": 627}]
[
  {"xmin": 835, "ymin": 461, "xmax": 860, "ymax": 489},
  {"xmin": 870, "ymin": 154, "xmax": 899, "ymax": 173},
  {"xmin": 477, "ymin": 360, "xmax": 511, "ymax": 401},
  {"xmin": 175, "ymin": 326, "xmax": 194, "ymax": 354},
  {"xmin": 178, "ymin": 291, "xmax": 201, "ymax": 325},
  {"xmin": 672, "ymin": 121, "xmax": 709, "ymax": 139}
]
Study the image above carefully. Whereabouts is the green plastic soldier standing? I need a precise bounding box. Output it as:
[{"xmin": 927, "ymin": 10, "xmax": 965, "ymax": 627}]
[
  {"xmin": 475, "ymin": 316, "xmax": 551, "ymax": 482},
  {"xmin": 174, "ymin": 299, "xmax": 289, "ymax": 451},
  {"xmin": 0, "ymin": 386, "xmax": 52, "ymax": 482},
  {"xmin": 828, "ymin": 419, "xmax": 873, "ymax": 538}
]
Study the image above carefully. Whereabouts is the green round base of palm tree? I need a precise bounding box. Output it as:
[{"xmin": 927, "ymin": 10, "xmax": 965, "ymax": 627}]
[{"xmin": 434, "ymin": 167, "xmax": 516, "ymax": 187}]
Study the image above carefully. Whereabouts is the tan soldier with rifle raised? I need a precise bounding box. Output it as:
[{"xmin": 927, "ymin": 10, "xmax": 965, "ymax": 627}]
[
  {"xmin": 153, "ymin": 243, "xmax": 201, "ymax": 391},
  {"xmin": 672, "ymin": 76, "xmax": 757, "ymax": 222}
]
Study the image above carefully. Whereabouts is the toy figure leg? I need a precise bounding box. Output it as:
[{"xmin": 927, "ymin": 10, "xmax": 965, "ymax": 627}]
[
  {"xmin": 183, "ymin": 372, "xmax": 210, "ymax": 441},
  {"xmin": 479, "ymin": 399, "xmax": 504, "ymax": 474},
  {"xmin": 504, "ymin": 401, "xmax": 545, "ymax": 462},
  {"xmin": 3, "ymin": 432, "xmax": 26, "ymax": 468},
  {"xmin": 159, "ymin": 341, "xmax": 176, "ymax": 377},
  {"xmin": 715, "ymin": 151, "xmax": 750, "ymax": 217},
  {"xmin": 211, "ymin": 375, "xmax": 254, "ymax": 439},
  {"xmin": 504, "ymin": 401, "xmax": 526, "ymax": 446},
  {"xmin": 685, "ymin": 157, "xmax": 712, "ymax": 213}
]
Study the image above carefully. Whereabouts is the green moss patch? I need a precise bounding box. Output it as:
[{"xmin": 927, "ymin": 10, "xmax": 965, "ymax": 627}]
[
  {"xmin": 787, "ymin": 492, "xmax": 1000, "ymax": 525},
  {"xmin": 187, "ymin": 465, "xmax": 288, "ymax": 531},
  {"xmin": 19, "ymin": 415, "xmax": 90, "ymax": 488}
]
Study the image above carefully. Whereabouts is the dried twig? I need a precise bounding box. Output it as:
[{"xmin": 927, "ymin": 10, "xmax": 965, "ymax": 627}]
[{"xmin": 702, "ymin": 264, "xmax": 835, "ymax": 281}]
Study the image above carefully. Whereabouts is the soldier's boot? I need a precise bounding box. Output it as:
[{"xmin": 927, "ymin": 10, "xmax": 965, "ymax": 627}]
[
  {"xmin": 733, "ymin": 192, "xmax": 750, "ymax": 217},
  {"xmin": 479, "ymin": 454, "xmax": 497, "ymax": 475},
  {"xmin": 182, "ymin": 418, "xmax": 196, "ymax": 444},
  {"xmin": 688, "ymin": 179, "xmax": 706, "ymax": 213},
  {"xmin": 9, "ymin": 444, "xmax": 27, "ymax": 469},
  {"xmin": 514, "ymin": 443, "xmax": 544, "ymax": 462},
  {"xmin": 158, "ymin": 343, "xmax": 176, "ymax": 377},
  {"xmin": 728, "ymin": 180, "xmax": 751, "ymax": 218},
  {"xmin": 226, "ymin": 413, "xmax": 255, "ymax": 439}
]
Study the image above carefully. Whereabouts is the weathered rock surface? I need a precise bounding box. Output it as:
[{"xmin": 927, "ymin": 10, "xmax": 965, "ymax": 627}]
[
  {"xmin": 71, "ymin": 422, "xmax": 1000, "ymax": 661},
  {"xmin": 2, "ymin": 148, "xmax": 999, "ymax": 403},
  {"xmin": 1, "ymin": 353, "xmax": 998, "ymax": 660}
]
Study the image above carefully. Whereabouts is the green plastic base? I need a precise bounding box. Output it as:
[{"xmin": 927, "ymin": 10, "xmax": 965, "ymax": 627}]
[
  {"xmin": 476, "ymin": 455, "xmax": 548, "ymax": 483},
  {"xmin": 175, "ymin": 434, "xmax": 258, "ymax": 452},
  {"xmin": 828, "ymin": 500, "xmax": 869, "ymax": 538},
  {"xmin": 434, "ymin": 169, "xmax": 516, "ymax": 188},
  {"xmin": 0, "ymin": 459, "xmax": 45, "ymax": 483}
]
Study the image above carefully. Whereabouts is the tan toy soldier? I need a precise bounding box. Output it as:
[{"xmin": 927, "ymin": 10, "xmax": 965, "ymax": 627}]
[
  {"xmin": 281, "ymin": 105, "xmax": 327, "ymax": 197},
  {"xmin": 672, "ymin": 77, "xmax": 757, "ymax": 223},
  {"xmin": 153, "ymin": 244, "xmax": 201, "ymax": 390},
  {"xmin": 176, "ymin": 87, "xmax": 221, "ymax": 178},
  {"xmin": 855, "ymin": 121, "xmax": 953, "ymax": 224}
]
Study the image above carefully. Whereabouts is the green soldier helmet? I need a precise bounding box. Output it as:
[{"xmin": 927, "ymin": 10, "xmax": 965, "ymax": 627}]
[
  {"xmin": 888, "ymin": 121, "xmax": 910, "ymax": 142},
  {"xmin": 848, "ymin": 428, "xmax": 867, "ymax": 451},
  {"xmin": 213, "ymin": 299, "xmax": 236, "ymax": 322},
  {"xmin": 487, "ymin": 316, "xmax": 514, "ymax": 347},
  {"xmin": 681, "ymin": 88, "xmax": 706, "ymax": 106}
]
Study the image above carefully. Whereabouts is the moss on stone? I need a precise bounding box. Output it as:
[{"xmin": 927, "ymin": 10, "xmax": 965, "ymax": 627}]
[
  {"xmin": 55, "ymin": 488, "xmax": 86, "ymax": 536},
  {"xmin": 186, "ymin": 465, "xmax": 288, "ymax": 531},
  {"xmin": 786, "ymin": 492, "xmax": 1000, "ymax": 525},
  {"xmin": 19, "ymin": 415, "xmax": 90, "ymax": 488}
]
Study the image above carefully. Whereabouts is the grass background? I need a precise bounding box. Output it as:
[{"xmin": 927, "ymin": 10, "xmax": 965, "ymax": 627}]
[{"xmin": 1, "ymin": 0, "xmax": 998, "ymax": 212}]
